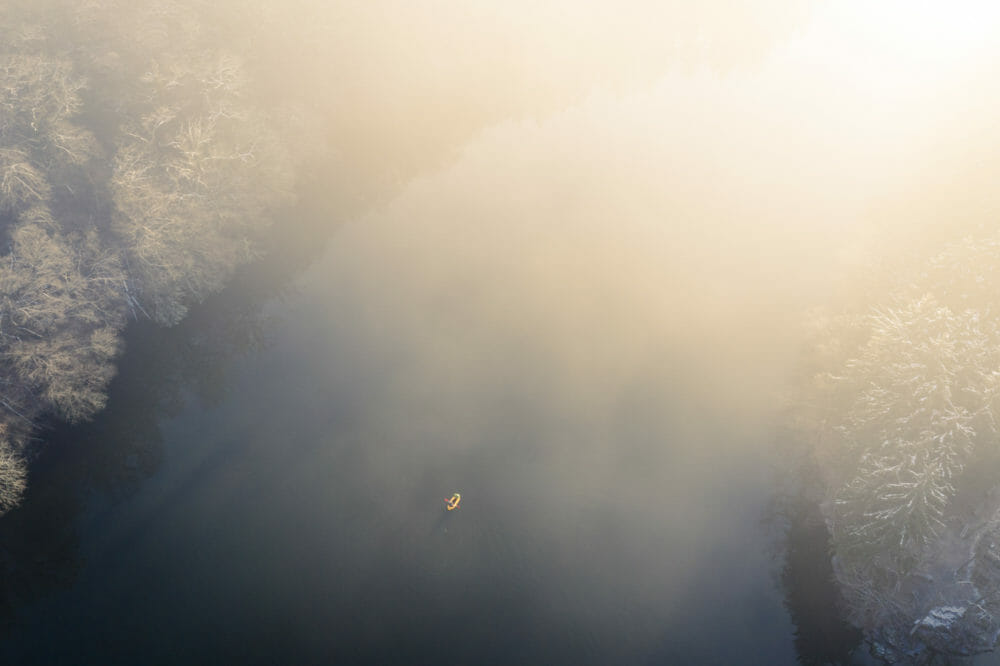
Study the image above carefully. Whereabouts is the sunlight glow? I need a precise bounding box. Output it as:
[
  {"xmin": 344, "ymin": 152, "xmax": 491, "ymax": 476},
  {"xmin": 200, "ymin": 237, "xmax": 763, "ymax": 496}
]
[{"xmin": 804, "ymin": 0, "xmax": 1000, "ymax": 90}]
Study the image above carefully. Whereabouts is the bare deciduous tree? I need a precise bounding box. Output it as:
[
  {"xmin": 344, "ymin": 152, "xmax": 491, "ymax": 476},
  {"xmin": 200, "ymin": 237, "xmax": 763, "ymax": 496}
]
[{"xmin": 0, "ymin": 428, "xmax": 27, "ymax": 514}]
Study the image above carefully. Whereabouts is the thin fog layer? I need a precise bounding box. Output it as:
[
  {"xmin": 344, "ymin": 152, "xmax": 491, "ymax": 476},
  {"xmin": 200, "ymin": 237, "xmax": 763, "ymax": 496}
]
[
  {"xmin": 304, "ymin": 5, "xmax": 1000, "ymax": 443},
  {"xmin": 280, "ymin": 6, "xmax": 1000, "ymax": 659},
  {"xmin": 4, "ymin": 0, "xmax": 1000, "ymax": 662}
]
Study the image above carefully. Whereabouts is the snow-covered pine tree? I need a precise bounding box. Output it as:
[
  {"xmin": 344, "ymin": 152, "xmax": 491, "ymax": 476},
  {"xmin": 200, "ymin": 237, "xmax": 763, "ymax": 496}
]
[{"xmin": 829, "ymin": 294, "xmax": 999, "ymax": 567}]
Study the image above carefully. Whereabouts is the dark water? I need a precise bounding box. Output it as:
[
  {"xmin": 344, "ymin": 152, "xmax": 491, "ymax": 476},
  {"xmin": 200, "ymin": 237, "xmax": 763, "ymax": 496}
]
[
  {"xmin": 0, "ymin": 199, "xmax": 856, "ymax": 665},
  {"xmin": 6, "ymin": 36, "xmax": 1000, "ymax": 663},
  {"xmin": 0, "ymin": 96, "xmax": 886, "ymax": 664},
  {"xmin": 0, "ymin": 296, "xmax": 790, "ymax": 665}
]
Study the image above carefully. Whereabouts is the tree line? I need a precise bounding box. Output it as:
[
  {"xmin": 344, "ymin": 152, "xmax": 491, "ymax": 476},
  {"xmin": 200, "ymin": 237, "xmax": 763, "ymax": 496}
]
[
  {"xmin": 0, "ymin": 0, "xmax": 822, "ymax": 515},
  {"xmin": 0, "ymin": 0, "xmax": 304, "ymax": 512},
  {"xmin": 796, "ymin": 234, "xmax": 1000, "ymax": 658}
]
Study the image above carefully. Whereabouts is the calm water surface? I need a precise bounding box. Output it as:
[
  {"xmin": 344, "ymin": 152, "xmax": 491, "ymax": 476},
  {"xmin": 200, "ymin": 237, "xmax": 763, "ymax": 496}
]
[
  {"xmin": 0, "ymin": 186, "xmax": 860, "ymax": 665},
  {"xmin": 0, "ymin": 269, "xmax": 796, "ymax": 665},
  {"xmin": 6, "ymin": 24, "xmax": 1000, "ymax": 662},
  {"xmin": 0, "ymin": 93, "xmax": 873, "ymax": 666}
]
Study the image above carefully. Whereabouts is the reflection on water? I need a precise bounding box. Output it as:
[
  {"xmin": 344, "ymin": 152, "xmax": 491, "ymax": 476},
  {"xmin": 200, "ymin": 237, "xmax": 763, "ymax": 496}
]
[{"xmin": 768, "ymin": 450, "xmax": 865, "ymax": 665}]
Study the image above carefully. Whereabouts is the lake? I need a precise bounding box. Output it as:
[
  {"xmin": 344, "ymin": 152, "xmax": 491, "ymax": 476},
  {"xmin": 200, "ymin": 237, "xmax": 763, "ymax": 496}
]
[
  {"xmin": 0, "ymin": 209, "xmax": 820, "ymax": 665},
  {"xmin": 5, "ymin": 4, "xmax": 1000, "ymax": 662},
  {"xmin": 0, "ymin": 107, "xmax": 863, "ymax": 662}
]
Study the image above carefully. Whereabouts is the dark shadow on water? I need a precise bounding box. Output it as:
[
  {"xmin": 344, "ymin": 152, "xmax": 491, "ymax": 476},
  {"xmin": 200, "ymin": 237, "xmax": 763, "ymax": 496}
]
[
  {"xmin": 430, "ymin": 508, "xmax": 455, "ymax": 535},
  {"xmin": 0, "ymin": 185, "xmax": 348, "ymax": 638},
  {"xmin": 0, "ymin": 125, "xmax": 459, "ymax": 641},
  {"xmin": 768, "ymin": 440, "xmax": 866, "ymax": 666}
]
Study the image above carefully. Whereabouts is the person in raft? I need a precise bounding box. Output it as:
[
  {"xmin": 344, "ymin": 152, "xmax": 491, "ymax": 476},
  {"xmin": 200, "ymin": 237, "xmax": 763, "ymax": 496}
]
[{"xmin": 445, "ymin": 493, "xmax": 461, "ymax": 510}]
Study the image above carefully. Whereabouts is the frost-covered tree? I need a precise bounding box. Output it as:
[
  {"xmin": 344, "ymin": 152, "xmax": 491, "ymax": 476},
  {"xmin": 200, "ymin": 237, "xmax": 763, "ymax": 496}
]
[
  {"xmin": 794, "ymin": 247, "xmax": 1000, "ymax": 655},
  {"xmin": 0, "ymin": 223, "xmax": 125, "ymax": 421},
  {"xmin": 109, "ymin": 51, "xmax": 294, "ymax": 324},
  {"xmin": 0, "ymin": 49, "xmax": 98, "ymax": 215},
  {"xmin": 0, "ymin": 428, "xmax": 26, "ymax": 514},
  {"xmin": 0, "ymin": 0, "xmax": 300, "ymax": 513},
  {"xmin": 827, "ymin": 295, "xmax": 1000, "ymax": 567}
]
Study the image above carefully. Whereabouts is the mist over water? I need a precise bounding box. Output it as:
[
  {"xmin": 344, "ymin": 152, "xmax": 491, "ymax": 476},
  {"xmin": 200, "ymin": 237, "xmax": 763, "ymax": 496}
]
[{"xmin": 6, "ymin": 1, "xmax": 1000, "ymax": 663}]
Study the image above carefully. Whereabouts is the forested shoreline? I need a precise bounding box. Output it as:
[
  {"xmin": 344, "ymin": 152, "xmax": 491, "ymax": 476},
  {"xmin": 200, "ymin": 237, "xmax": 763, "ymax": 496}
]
[
  {"xmin": 0, "ymin": 0, "xmax": 814, "ymax": 514},
  {"xmin": 791, "ymin": 233, "xmax": 1000, "ymax": 660},
  {"xmin": 6, "ymin": 1, "xmax": 1000, "ymax": 661},
  {"xmin": 0, "ymin": 0, "xmax": 312, "ymax": 511}
]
